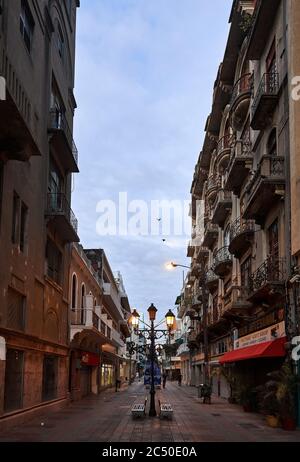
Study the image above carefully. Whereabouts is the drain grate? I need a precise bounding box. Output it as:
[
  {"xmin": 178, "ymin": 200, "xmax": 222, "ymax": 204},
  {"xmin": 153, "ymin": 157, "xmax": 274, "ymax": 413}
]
[{"xmin": 211, "ymin": 413, "xmax": 221, "ymax": 417}]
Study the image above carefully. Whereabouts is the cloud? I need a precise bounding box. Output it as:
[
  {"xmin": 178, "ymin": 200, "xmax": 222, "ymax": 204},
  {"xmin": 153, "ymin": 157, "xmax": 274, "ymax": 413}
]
[{"xmin": 72, "ymin": 0, "xmax": 231, "ymax": 318}]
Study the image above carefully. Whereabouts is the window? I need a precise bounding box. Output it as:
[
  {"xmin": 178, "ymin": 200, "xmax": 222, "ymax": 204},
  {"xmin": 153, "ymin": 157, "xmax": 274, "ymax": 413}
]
[
  {"xmin": 107, "ymin": 327, "xmax": 111, "ymax": 339},
  {"xmin": 11, "ymin": 193, "xmax": 28, "ymax": 252},
  {"xmin": 7, "ymin": 288, "xmax": 26, "ymax": 331},
  {"xmin": 80, "ymin": 283, "xmax": 85, "ymax": 324},
  {"xmin": 12, "ymin": 193, "xmax": 19, "ymax": 244},
  {"xmin": 101, "ymin": 321, "xmax": 106, "ymax": 335},
  {"xmin": 267, "ymin": 128, "xmax": 277, "ymax": 157},
  {"xmin": 71, "ymin": 274, "xmax": 77, "ymax": 311},
  {"xmin": 20, "ymin": 0, "xmax": 34, "ymax": 52},
  {"xmin": 241, "ymin": 257, "xmax": 252, "ymax": 288},
  {"xmin": 46, "ymin": 239, "xmax": 63, "ymax": 285},
  {"xmin": 268, "ymin": 219, "xmax": 279, "ymax": 259},
  {"xmin": 20, "ymin": 202, "xmax": 28, "ymax": 252},
  {"xmin": 57, "ymin": 23, "xmax": 65, "ymax": 59}
]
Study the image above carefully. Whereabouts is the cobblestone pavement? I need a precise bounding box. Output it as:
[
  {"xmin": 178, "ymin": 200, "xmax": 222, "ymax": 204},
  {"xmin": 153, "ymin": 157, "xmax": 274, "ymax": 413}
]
[{"xmin": 1, "ymin": 381, "xmax": 300, "ymax": 442}]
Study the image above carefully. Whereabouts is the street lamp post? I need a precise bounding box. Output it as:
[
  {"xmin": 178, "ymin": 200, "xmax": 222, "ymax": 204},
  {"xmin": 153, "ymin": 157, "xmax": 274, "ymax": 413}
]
[
  {"xmin": 166, "ymin": 261, "xmax": 211, "ymax": 386},
  {"xmin": 128, "ymin": 305, "xmax": 175, "ymax": 417}
]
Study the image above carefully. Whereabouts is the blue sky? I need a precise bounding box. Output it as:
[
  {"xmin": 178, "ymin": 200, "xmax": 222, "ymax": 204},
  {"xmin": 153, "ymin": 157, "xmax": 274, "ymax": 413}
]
[{"xmin": 73, "ymin": 0, "xmax": 232, "ymax": 320}]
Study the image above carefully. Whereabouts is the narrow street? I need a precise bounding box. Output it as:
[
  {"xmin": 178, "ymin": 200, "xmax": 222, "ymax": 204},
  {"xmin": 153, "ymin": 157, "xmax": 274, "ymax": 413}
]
[{"xmin": 1, "ymin": 382, "xmax": 300, "ymax": 443}]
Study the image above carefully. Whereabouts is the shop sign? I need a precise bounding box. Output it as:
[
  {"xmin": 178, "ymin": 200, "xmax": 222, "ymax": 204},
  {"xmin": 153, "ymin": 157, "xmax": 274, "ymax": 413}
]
[
  {"xmin": 234, "ymin": 321, "xmax": 285, "ymax": 350},
  {"xmin": 81, "ymin": 351, "xmax": 100, "ymax": 366}
]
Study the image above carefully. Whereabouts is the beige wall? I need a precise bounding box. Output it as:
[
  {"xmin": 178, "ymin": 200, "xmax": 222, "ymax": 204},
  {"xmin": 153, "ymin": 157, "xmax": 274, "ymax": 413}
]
[{"xmin": 289, "ymin": 0, "xmax": 300, "ymax": 258}]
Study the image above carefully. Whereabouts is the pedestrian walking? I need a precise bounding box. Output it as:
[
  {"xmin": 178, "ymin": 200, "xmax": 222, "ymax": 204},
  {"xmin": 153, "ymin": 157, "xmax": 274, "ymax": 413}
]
[
  {"xmin": 162, "ymin": 370, "xmax": 167, "ymax": 389},
  {"xmin": 178, "ymin": 373, "xmax": 182, "ymax": 386}
]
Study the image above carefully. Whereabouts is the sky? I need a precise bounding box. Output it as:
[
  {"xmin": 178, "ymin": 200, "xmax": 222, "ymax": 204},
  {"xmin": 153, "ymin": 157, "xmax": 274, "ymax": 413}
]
[{"xmin": 72, "ymin": 0, "xmax": 232, "ymax": 321}]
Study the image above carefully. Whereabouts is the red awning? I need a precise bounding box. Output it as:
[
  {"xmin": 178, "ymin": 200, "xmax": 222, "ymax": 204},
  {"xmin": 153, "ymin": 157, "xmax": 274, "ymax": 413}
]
[{"xmin": 219, "ymin": 337, "xmax": 286, "ymax": 365}]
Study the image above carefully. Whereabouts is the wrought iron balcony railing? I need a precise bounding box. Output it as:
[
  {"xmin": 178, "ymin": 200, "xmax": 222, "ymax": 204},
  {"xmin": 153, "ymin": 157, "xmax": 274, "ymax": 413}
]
[
  {"xmin": 252, "ymin": 72, "xmax": 279, "ymax": 116},
  {"xmin": 49, "ymin": 109, "xmax": 79, "ymax": 167},
  {"xmin": 230, "ymin": 217, "xmax": 256, "ymax": 243},
  {"xmin": 249, "ymin": 257, "xmax": 286, "ymax": 294},
  {"xmin": 213, "ymin": 246, "xmax": 232, "ymax": 268},
  {"xmin": 46, "ymin": 193, "xmax": 78, "ymax": 234},
  {"xmin": 230, "ymin": 73, "xmax": 252, "ymax": 106},
  {"xmin": 217, "ymin": 134, "xmax": 236, "ymax": 155}
]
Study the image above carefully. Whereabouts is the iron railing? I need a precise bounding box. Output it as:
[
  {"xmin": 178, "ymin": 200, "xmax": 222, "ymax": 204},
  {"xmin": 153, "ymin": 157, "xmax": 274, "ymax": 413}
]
[
  {"xmin": 223, "ymin": 286, "xmax": 250, "ymax": 309},
  {"xmin": 206, "ymin": 268, "xmax": 219, "ymax": 284},
  {"xmin": 46, "ymin": 192, "xmax": 78, "ymax": 234},
  {"xmin": 213, "ymin": 246, "xmax": 232, "ymax": 270},
  {"xmin": 49, "ymin": 109, "xmax": 79, "ymax": 166},
  {"xmin": 249, "ymin": 257, "xmax": 286, "ymax": 293},
  {"xmin": 206, "ymin": 175, "xmax": 221, "ymax": 193},
  {"xmin": 252, "ymin": 72, "xmax": 279, "ymax": 116},
  {"xmin": 245, "ymin": 155, "xmax": 285, "ymax": 197},
  {"xmin": 230, "ymin": 73, "xmax": 252, "ymax": 106},
  {"xmin": 230, "ymin": 217, "xmax": 255, "ymax": 243},
  {"xmin": 217, "ymin": 134, "xmax": 236, "ymax": 155}
]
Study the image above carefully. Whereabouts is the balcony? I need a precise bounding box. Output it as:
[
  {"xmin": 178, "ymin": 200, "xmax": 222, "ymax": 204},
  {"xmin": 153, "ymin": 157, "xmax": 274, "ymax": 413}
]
[
  {"xmin": 242, "ymin": 156, "xmax": 285, "ymax": 225},
  {"xmin": 187, "ymin": 330, "xmax": 199, "ymax": 350},
  {"xmin": 70, "ymin": 308, "xmax": 113, "ymax": 346},
  {"xmin": 206, "ymin": 268, "xmax": 219, "ymax": 294},
  {"xmin": 212, "ymin": 246, "xmax": 233, "ymax": 278},
  {"xmin": 187, "ymin": 240, "xmax": 195, "ymax": 258},
  {"xmin": 111, "ymin": 328, "xmax": 125, "ymax": 348},
  {"xmin": 195, "ymin": 246, "xmax": 209, "ymax": 264},
  {"xmin": 211, "ymin": 189, "xmax": 232, "ymax": 227},
  {"xmin": 230, "ymin": 74, "xmax": 252, "ymax": 131},
  {"xmin": 103, "ymin": 282, "xmax": 124, "ymax": 321},
  {"xmin": 224, "ymin": 140, "xmax": 253, "ymax": 195},
  {"xmin": 251, "ymin": 73, "xmax": 279, "ymax": 130},
  {"xmin": 0, "ymin": 52, "xmax": 41, "ymax": 161},
  {"xmin": 216, "ymin": 134, "xmax": 235, "ymax": 172},
  {"xmin": 229, "ymin": 217, "xmax": 255, "ymax": 258},
  {"xmin": 191, "ymin": 262, "xmax": 205, "ymax": 281},
  {"xmin": 48, "ymin": 109, "xmax": 79, "ymax": 173},
  {"xmin": 46, "ymin": 193, "xmax": 79, "ymax": 243},
  {"xmin": 207, "ymin": 305, "xmax": 228, "ymax": 337},
  {"xmin": 206, "ymin": 175, "xmax": 221, "ymax": 202},
  {"xmin": 223, "ymin": 286, "xmax": 252, "ymax": 317},
  {"xmin": 248, "ymin": 257, "xmax": 286, "ymax": 303},
  {"xmin": 202, "ymin": 222, "xmax": 218, "ymax": 249}
]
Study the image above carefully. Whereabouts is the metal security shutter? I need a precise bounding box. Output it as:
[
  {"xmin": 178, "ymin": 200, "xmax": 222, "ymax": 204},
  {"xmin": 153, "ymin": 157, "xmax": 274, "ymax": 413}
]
[
  {"xmin": 220, "ymin": 374, "xmax": 230, "ymax": 400},
  {"xmin": 4, "ymin": 349, "xmax": 24, "ymax": 412},
  {"xmin": 80, "ymin": 366, "xmax": 91, "ymax": 396}
]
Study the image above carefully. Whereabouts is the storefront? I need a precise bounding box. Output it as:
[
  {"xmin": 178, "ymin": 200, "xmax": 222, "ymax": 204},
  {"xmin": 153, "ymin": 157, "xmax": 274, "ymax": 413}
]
[
  {"xmin": 219, "ymin": 321, "xmax": 287, "ymax": 392},
  {"xmin": 100, "ymin": 351, "xmax": 118, "ymax": 390},
  {"xmin": 80, "ymin": 351, "xmax": 100, "ymax": 397}
]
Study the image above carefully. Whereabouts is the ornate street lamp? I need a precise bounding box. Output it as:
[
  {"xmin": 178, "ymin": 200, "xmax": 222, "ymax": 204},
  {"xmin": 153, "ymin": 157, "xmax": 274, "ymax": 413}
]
[{"xmin": 128, "ymin": 305, "xmax": 175, "ymax": 417}]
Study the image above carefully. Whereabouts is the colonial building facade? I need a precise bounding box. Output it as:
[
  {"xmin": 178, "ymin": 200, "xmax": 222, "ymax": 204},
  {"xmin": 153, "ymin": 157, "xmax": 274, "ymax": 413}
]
[
  {"xmin": 0, "ymin": 0, "xmax": 80, "ymax": 422},
  {"xmin": 69, "ymin": 246, "xmax": 131, "ymax": 400},
  {"xmin": 181, "ymin": 0, "xmax": 299, "ymax": 401}
]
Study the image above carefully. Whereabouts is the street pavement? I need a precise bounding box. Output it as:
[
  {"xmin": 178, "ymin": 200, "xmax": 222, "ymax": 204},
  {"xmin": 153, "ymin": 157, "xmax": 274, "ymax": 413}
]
[{"xmin": 1, "ymin": 381, "xmax": 300, "ymax": 442}]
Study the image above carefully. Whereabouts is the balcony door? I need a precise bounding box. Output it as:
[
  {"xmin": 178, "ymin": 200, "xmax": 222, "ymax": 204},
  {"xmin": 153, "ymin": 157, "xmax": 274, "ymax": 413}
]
[
  {"xmin": 266, "ymin": 40, "xmax": 277, "ymax": 92},
  {"xmin": 268, "ymin": 219, "xmax": 279, "ymax": 260}
]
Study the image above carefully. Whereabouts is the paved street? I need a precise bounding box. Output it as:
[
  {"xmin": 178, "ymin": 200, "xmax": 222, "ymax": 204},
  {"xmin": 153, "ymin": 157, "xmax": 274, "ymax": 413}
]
[{"xmin": 0, "ymin": 382, "xmax": 300, "ymax": 442}]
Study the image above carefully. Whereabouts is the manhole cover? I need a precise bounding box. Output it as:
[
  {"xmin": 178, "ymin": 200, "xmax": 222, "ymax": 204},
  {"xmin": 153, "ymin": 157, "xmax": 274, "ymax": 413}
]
[
  {"xmin": 239, "ymin": 423, "xmax": 258, "ymax": 429},
  {"xmin": 211, "ymin": 413, "xmax": 221, "ymax": 417}
]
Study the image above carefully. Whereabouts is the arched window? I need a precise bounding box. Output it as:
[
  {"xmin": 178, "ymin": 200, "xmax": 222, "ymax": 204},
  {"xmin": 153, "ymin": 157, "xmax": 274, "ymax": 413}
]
[
  {"xmin": 267, "ymin": 128, "xmax": 277, "ymax": 157},
  {"xmin": 81, "ymin": 284, "xmax": 85, "ymax": 309},
  {"xmin": 71, "ymin": 274, "xmax": 77, "ymax": 311},
  {"xmin": 80, "ymin": 284, "xmax": 85, "ymax": 324}
]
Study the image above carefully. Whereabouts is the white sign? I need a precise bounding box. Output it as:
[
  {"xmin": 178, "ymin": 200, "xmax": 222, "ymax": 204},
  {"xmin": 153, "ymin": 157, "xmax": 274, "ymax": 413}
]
[{"xmin": 234, "ymin": 322, "xmax": 285, "ymax": 350}]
